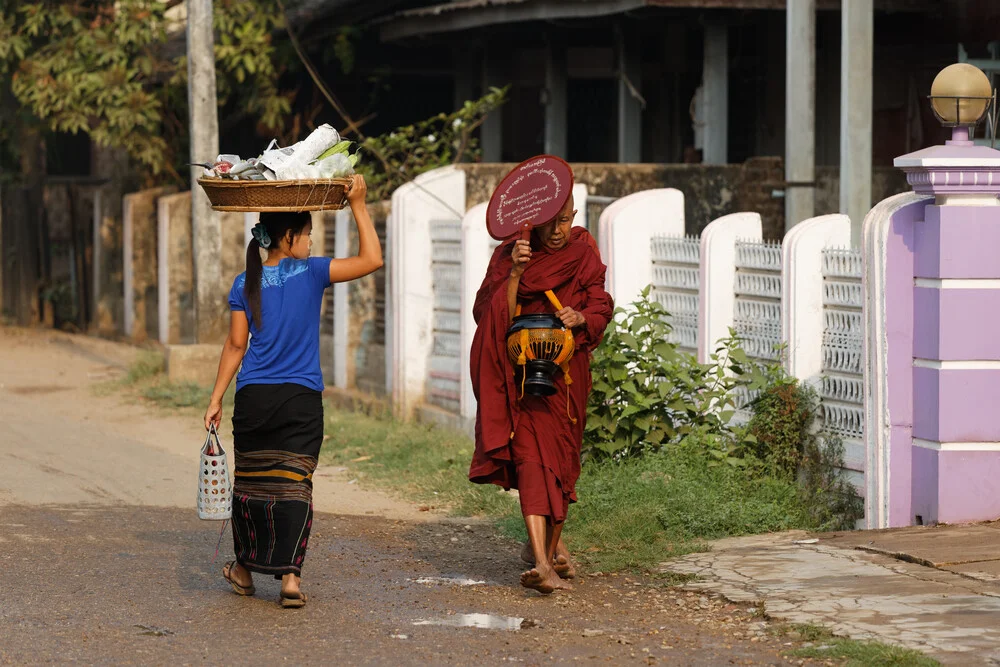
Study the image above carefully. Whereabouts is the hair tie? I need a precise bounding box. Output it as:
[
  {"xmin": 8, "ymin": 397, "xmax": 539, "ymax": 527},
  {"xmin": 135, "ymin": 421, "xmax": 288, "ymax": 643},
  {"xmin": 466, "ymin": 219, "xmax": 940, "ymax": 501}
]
[{"xmin": 251, "ymin": 222, "xmax": 272, "ymax": 249}]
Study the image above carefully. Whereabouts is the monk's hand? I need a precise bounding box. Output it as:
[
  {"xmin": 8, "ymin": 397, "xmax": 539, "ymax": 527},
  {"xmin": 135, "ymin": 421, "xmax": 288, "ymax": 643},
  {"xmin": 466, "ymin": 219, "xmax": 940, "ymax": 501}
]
[
  {"xmin": 556, "ymin": 307, "xmax": 585, "ymax": 329},
  {"xmin": 511, "ymin": 239, "xmax": 531, "ymax": 277}
]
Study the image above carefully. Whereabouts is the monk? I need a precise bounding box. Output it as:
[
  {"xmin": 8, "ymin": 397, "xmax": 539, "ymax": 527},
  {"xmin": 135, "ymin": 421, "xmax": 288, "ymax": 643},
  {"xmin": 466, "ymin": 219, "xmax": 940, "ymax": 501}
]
[{"xmin": 469, "ymin": 191, "xmax": 614, "ymax": 594}]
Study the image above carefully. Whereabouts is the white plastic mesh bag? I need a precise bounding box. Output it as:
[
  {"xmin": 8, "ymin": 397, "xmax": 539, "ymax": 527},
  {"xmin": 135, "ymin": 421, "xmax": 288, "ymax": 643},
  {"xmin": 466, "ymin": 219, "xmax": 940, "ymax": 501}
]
[{"xmin": 197, "ymin": 424, "xmax": 232, "ymax": 521}]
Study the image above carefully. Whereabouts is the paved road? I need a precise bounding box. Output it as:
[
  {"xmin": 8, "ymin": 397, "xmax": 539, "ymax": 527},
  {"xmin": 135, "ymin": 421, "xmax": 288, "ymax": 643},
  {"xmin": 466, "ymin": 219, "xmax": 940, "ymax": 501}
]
[{"xmin": 0, "ymin": 329, "xmax": 812, "ymax": 665}]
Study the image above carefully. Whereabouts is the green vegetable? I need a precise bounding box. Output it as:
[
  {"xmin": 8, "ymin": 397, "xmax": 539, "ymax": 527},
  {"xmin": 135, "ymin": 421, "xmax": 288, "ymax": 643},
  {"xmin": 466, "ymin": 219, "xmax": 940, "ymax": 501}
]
[{"xmin": 314, "ymin": 140, "xmax": 353, "ymax": 162}]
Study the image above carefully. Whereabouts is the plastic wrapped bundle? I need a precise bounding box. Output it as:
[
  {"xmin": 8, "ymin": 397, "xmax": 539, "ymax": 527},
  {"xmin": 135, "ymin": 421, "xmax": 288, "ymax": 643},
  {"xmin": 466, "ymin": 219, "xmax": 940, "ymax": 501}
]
[{"xmin": 261, "ymin": 124, "xmax": 342, "ymax": 180}]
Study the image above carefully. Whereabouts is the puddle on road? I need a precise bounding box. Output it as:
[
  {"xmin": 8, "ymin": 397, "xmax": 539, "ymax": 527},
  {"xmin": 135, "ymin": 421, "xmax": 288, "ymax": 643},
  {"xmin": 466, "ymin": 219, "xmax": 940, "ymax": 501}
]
[
  {"xmin": 410, "ymin": 576, "xmax": 486, "ymax": 586},
  {"xmin": 413, "ymin": 614, "xmax": 527, "ymax": 631}
]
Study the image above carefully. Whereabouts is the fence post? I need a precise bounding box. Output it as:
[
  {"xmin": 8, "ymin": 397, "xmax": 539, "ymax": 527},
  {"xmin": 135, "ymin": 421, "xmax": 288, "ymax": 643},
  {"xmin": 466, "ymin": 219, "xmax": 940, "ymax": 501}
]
[
  {"xmin": 572, "ymin": 183, "xmax": 589, "ymax": 230},
  {"xmin": 387, "ymin": 166, "xmax": 467, "ymax": 418},
  {"xmin": 332, "ymin": 209, "xmax": 351, "ymax": 390},
  {"xmin": 598, "ymin": 189, "xmax": 685, "ymax": 309},
  {"xmin": 782, "ymin": 214, "xmax": 851, "ymax": 386},
  {"xmin": 460, "ymin": 203, "xmax": 493, "ymax": 422},
  {"xmin": 124, "ymin": 186, "xmax": 177, "ymax": 341},
  {"xmin": 697, "ymin": 212, "xmax": 762, "ymax": 363},
  {"xmin": 157, "ymin": 191, "xmax": 193, "ymax": 344}
]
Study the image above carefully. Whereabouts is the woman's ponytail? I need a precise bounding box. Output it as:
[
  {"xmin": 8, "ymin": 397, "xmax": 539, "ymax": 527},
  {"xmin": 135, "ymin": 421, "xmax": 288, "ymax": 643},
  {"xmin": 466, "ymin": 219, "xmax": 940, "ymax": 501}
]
[
  {"xmin": 245, "ymin": 238, "xmax": 263, "ymax": 329},
  {"xmin": 243, "ymin": 211, "xmax": 311, "ymax": 330}
]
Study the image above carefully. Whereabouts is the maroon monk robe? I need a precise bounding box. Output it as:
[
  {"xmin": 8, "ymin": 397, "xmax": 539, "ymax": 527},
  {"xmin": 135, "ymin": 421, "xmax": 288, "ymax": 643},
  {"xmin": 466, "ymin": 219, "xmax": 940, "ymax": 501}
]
[{"xmin": 469, "ymin": 227, "xmax": 614, "ymax": 522}]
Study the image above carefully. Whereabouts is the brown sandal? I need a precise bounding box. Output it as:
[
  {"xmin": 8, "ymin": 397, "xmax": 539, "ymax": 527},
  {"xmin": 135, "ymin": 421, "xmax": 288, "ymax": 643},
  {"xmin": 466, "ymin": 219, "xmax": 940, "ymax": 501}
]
[
  {"xmin": 222, "ymin": 561, "xmax": 256, "ymax": 596},
  {"xmin": 280, "ymin": 590, "xmax": 308, "ymax": 609}
]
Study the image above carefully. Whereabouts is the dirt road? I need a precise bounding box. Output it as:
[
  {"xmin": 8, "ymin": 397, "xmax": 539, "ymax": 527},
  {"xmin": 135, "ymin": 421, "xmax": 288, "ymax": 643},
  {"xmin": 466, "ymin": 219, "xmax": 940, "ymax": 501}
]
[{"xmin": 0, "ymin": 328, "xmax": 815, "ymax": 665}]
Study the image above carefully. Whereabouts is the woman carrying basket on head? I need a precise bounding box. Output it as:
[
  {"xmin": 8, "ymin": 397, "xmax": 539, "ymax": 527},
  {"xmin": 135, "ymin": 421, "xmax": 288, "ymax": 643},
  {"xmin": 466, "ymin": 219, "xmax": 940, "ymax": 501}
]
[{"xmin": 203, "ymin": 174, "xmax": 382, "ymax": 608}]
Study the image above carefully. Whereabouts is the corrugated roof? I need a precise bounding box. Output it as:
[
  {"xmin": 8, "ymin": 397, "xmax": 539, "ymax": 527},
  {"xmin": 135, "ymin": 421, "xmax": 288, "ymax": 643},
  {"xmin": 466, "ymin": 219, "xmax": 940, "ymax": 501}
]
[
  {"xmin": 378, "ymin": 0, "xmax": 649, "ymax": 40},
  {"xmin": 390, "ymin": 0, "xmax": 531, "ymax": 20},
  {"xmin": 378, "ymin": 0, "xmax": 937, "ymax": 40}
]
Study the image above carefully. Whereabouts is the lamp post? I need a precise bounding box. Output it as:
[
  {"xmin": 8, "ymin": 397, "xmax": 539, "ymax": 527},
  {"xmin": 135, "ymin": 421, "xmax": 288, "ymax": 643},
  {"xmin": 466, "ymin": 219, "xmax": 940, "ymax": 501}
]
[{"xmin": 928, "ymin": 63, "xmax": 995, "ymax": 152}]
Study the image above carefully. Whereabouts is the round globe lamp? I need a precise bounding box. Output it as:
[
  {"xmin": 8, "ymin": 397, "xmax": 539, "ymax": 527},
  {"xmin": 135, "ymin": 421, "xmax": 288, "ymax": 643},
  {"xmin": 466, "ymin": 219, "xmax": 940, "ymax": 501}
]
[{"xmin": 929, "ymin": 63, "xmax": 993, "ymax": 127}]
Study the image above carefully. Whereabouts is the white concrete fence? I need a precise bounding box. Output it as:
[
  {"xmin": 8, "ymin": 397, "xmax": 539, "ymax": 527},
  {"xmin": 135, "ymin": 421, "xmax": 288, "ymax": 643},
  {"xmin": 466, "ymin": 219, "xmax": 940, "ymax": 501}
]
[
  {"xmin": 118, "ymin": 166, "xmax": 865, "ymax": 485},
  {"xmin": 114, "ymin": 164, "xmax": 866, "ymax": 492},
  {"xmin": 383, "ymin": 168, "xmax": 865, "ymax": 489}
]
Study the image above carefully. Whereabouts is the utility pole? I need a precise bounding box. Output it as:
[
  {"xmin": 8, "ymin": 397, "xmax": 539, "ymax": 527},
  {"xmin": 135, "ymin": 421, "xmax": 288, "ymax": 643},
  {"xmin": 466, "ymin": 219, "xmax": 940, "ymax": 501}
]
[{"xmin": 187, "ymin": 0, "xmax": 224, "ymax": 342}]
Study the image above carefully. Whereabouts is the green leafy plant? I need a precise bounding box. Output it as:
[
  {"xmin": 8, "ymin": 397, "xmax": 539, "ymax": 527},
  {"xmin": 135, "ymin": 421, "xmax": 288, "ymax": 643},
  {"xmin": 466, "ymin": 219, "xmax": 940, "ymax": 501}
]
[
  {"xmin": 357, "ymin": 86, "xmax": 509, "ymax": 201},
  {"xmin": 585, "ymin": 287, "xmax": 864, "ymax": 534},
  {"xmin": 584, "ymin": 287, "xmax": 769, "ymax": 461},
  {"xmin": 798, "ymin": 435, "xmax": 865, "ymax": 531},
  {"xmin": 744, "ymin": 378, "xmax": 818, "ymax": 479}
]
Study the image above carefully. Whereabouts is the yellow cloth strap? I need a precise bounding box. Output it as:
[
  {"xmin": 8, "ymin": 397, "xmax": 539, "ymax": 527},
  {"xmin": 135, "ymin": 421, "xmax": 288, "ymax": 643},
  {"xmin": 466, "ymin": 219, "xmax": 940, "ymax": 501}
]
[{"xmin": 544, "ymin": 290, "xmax": 563, "ymax": 310}]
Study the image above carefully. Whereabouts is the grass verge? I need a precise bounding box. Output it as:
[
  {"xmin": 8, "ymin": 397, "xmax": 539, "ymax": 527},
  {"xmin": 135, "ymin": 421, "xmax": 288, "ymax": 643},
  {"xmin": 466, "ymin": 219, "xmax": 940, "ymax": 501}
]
[
  {"xmin": 320, "ymin": 408, "xmax": 815, "ymax": 572},
  {"xmin": 100, "ymin": 349, "xmax": 234, "ymax": 416},
  {"xmin": 104, "ymin": 362, "xmax": 842, "ymax": 574},
  {"xmin": 775, "ymin": 624, "xmax": 939, "ymax": 666},
  {"xmin": 322, "ymin": 408, "xmax": 520, "ymax": 519}
]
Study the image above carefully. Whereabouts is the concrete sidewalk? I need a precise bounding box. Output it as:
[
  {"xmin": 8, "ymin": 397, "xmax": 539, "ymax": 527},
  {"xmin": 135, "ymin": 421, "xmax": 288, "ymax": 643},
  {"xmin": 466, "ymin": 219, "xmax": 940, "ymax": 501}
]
[{"xmin": 659, "ymin": 523, "xmax": 1000, "ymax": 665}]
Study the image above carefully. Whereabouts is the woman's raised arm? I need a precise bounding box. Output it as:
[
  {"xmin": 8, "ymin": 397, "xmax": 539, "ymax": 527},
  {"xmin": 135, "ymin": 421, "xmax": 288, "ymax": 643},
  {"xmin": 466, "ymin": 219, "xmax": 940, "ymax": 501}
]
[{"xmin": 328, "ymin": 175, "xmax": 384, "ymax": 284}]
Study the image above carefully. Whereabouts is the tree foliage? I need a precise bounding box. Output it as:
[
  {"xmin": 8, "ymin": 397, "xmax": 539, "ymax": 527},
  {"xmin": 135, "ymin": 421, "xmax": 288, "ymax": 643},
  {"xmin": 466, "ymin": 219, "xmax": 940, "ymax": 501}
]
[
  {"xmin": 0, "ymin": 0, "xmax": 291, "ymax": 179},
  {"xmin": 0, "ymin": 1, "xmax": 507, "ymax": 195},
  {"xmin": 358, "ymin": 86, "xmax": 509, "ymax": 201}
]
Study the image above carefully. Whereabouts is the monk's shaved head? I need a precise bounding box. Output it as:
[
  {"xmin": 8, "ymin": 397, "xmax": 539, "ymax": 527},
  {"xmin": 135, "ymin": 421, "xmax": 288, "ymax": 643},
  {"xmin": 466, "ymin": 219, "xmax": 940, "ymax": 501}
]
[{"xmin": 535, "ymin": 195, "xmax": 576, "ymax": 251}]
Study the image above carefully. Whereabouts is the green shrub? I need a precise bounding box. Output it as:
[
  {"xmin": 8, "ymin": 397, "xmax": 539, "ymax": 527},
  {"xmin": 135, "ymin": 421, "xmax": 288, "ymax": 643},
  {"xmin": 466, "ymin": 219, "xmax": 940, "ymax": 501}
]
[
  {"xmin": 799, "ymin": 435, "xmax": 865, "ymax": 531},
  {"xmin": 585, "ymin": 288, "xmax": 864, "ymax": 534},
  {"xmin": 584, "ymin": 288, "xmax": 769, "ymax": 461},
  {"xmin": 745, "ymin": 379, "xmax": 818, "ymax": 479}
]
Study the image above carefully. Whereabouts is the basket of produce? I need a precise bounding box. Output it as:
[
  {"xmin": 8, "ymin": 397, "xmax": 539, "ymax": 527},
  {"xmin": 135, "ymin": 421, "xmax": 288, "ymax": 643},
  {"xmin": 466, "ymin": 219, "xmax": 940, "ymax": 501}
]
[
  {"xmin": 197, "ymin": 177, "xmax": 354, "ymax": 212},
  {"xmin": 195, "ymin": 124, "xmax": 362, "ymax": 212}
]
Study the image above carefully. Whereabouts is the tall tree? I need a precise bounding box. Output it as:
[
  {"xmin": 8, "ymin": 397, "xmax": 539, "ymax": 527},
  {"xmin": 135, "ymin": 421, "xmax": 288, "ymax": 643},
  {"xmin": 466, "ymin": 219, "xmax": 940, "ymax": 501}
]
[{"xmin": 0, "ymin": 0, "xmax": 291, "ymax": 182}]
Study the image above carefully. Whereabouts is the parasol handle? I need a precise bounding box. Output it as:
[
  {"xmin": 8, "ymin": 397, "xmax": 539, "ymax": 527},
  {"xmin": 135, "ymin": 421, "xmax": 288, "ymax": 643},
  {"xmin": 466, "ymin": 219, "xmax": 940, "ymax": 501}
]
[{"xmin": 544, "ymin": 290, "xmax": 563, "ymax": 311}]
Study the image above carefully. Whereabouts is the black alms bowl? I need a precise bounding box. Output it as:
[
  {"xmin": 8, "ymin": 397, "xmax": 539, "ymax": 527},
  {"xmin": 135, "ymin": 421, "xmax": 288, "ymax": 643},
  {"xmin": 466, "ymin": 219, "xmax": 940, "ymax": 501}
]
[{"xmin": 506, "ymin": 314, "xmax": 567, "ymax": 397}]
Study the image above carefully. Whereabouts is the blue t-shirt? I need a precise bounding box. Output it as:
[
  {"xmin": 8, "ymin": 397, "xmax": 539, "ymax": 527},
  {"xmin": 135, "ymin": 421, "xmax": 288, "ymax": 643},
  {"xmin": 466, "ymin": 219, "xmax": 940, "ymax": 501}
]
[{"xmin": 228, "ymin": 257, "xmax": 332, "ymax": 392}]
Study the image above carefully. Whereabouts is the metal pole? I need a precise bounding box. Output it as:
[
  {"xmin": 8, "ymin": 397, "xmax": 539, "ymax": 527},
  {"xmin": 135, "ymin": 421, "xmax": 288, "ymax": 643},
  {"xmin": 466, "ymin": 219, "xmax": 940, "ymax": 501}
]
[{"xmin": 615, "ymin": 23, "xmax": 642, "ymax": 163}]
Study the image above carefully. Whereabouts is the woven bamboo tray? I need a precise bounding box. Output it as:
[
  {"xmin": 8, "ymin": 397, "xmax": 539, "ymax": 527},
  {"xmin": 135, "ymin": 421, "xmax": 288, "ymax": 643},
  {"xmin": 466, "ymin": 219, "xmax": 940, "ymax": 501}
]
[{"xmin": 197, "ymin": 177, "xmax": 352, "ymax": 212}]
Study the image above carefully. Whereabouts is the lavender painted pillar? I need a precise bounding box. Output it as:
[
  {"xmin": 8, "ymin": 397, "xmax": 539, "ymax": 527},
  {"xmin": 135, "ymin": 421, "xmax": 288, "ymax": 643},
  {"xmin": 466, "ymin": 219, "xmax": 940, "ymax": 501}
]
[
  {"xmin": 903, "ymin": 126, "xmax": 1000, "ymax": 525},
  {"xmin": 866, "ymin": 125, "xmax": 1000, "ymax": 527}
]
